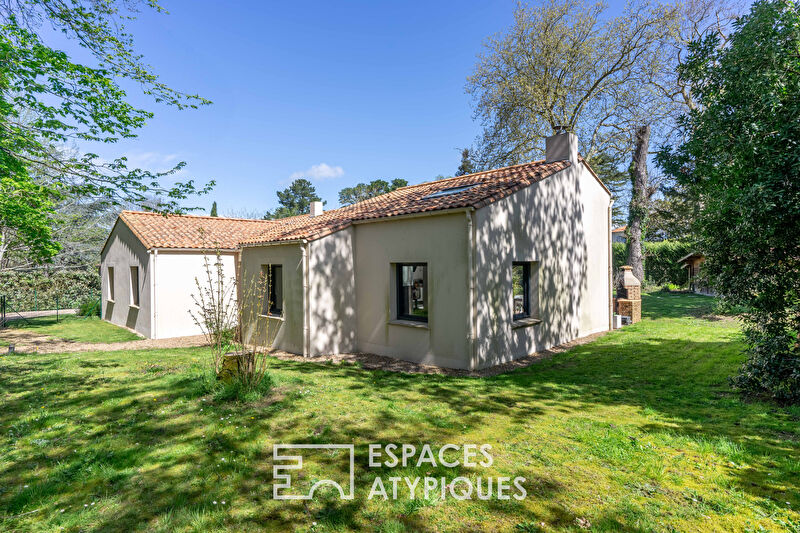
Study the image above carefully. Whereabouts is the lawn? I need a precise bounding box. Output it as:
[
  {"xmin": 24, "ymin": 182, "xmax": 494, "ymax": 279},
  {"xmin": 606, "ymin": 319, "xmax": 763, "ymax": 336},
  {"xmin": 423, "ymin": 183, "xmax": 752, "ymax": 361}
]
[
  {"xmin": 0, "ymin": 293, "xmax": 797, "ymax": 532},
  {"xmin": 4, "ymin": 315, "xmax": 141, "ymax": 343}
]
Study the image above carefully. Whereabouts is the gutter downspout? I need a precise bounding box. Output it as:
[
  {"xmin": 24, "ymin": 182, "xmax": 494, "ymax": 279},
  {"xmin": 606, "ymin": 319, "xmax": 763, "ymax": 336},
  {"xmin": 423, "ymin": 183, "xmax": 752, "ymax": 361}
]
[
  {"xmin": 608, "ymin": 198, "xmax": 614, "ymax": 331},
  {"xmin": 150, "ymin": 249, "xmax": 158, "ymax": 339},
  {"xmin": 301, "ymin": 240, "xmax": 310, "ymax": 358},
  {"xmin": 466, "ymin": 209, "xmax": 477, "ymax": 369}
]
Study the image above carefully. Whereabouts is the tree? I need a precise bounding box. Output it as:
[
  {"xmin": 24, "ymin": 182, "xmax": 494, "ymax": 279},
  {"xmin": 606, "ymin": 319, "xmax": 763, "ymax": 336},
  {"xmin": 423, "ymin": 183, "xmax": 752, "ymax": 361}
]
[
  {"xmin": 626, "ymin": 125, "xmax": 650, "ymax": 282},
  {"xmin": 264, "ymin": 179, "xmax": 323, "ymax": 219},
  {"xmin": 210, "ymin": 202, "xmax": 218, "ymax": 217},
  {"xmin": 586, "ymin": 153, "xmax": 629, "ymax": 225},
  {"xmin": 659, "ymin": 0, "xmax": 800, "ymax": 402},
  {"xmin": 647, "ymin": 184, "xmax": 699, "ymax": 241},
  {"xmin": 0, "ymin": 172, "xmax": 60, "ymax": 267},
  {"xmin": 0, "ymin": 1, "xmax": 213, "ymax": 264},
  {"xmin": 455, "ymin": 149, "xmax": 475, "ymax": 176},
  {"xmin": 465, "ymin": 0, "xmax": 678, "ymax": 169},
  {"xmin": 338, "ymin": 178, "xmax": 408, "ymax": 206}
]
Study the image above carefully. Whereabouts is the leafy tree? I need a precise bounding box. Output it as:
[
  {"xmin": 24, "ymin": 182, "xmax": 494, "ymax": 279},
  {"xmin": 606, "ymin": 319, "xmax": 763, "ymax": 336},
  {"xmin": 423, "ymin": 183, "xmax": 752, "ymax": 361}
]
[
  {"xmin": 466, "ymin": 0, "xmax": 678, "ymax": 169},
  {"xmin": 264, "ymin": 179, "xmax": 324, "ymax": 219},
  {"xmin": 659, "ymin": 0, "xmax": 800, "ymax": 402},
  {"xmin": 586, "ymin": 153, "xmax": 628, "ymax": 225},
  {"xmin": 455, "ymin": 149, "xmax": 475, "ymax": 176},
  {"xmin": 0, "ymin": 172, "xmax": 60, "ymax": 267},
  {"xmin": 0, "ymin": 1, "xmax": 213, "ymax": 264},
  {"xmin": 338, "ymin": 178, "xmax": 408, "ymax": 206},
  {"xmin": 210, "ymin": 202, "xmax": 218, "ymax": 217},
  {"xmin": 647, "ymin": 184, "xmax": 699, "ymax": 241}
]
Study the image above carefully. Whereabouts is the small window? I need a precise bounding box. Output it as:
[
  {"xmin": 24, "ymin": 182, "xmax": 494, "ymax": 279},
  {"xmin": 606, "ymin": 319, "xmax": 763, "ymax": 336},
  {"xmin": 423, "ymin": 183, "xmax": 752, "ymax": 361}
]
[
  {"xmin": 512, "ymin": 262, "xmax": 530, "ymax": 320},
  {"xmin": 129, "ymin": 266, "xmax": 140, "ymax": 307},
  {"xmin": 107, "ymin": 266, "xmax": 115, "ymax": 301},
  {"xmin": 262, "ymin": 264, "xmax": 283, "ymax": 316},
  {"xmin": 396, "ymin": 263, "xmax": 428, "ymax": 322}
]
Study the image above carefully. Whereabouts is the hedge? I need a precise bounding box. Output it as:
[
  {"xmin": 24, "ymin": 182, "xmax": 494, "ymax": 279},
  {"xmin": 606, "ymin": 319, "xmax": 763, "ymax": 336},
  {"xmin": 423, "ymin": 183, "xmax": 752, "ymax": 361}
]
[
  {"xmin": 0, "ymin": 268, "xmax": 100, "ymax": 312},
  {"xmin": 612, "ymin": 240, "xmax": 695, "ymax": 287}
]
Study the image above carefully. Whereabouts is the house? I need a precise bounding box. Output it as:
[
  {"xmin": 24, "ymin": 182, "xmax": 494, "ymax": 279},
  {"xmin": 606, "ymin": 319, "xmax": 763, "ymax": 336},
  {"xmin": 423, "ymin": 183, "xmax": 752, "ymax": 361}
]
[
  {"xmin": 237, "ymin": 132, "xmax": 613, "ymax": 370},
  {"xmin": 100, "ymin": 211, "xmax": 274, "ymax": 338},
  {"xmin": 612, "ymin": 225, "xmax": 627, "ymax": 243},
  {"xmin": 677, "ymin": 252, "xmax": 713, "ymax": 295}
]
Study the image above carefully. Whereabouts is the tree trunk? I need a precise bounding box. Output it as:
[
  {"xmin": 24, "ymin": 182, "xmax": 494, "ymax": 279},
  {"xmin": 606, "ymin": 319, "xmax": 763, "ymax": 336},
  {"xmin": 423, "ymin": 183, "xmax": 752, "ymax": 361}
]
[{"xmin": 627, "ymin": 124, "xmax": 650, "ymax": 283}]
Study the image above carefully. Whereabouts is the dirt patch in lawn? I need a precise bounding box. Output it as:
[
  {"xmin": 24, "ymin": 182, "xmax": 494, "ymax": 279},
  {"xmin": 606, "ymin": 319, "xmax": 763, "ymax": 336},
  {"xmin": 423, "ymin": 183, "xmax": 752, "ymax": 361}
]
[
  {"xmin": 0, "ymin": 329, "xmax": 208, "ymax": 354},
  {"xmin": 267, "ymin": 331, "xmax": 607, "ymax": 377}
]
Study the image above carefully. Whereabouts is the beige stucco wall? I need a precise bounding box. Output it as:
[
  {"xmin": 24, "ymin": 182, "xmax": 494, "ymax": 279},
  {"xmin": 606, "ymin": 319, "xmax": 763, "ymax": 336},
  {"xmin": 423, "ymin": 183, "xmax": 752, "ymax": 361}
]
[
  {"xmin": 239, "ymin": 243, "xmax": 305, "ymax": 354},
  {"xmin": 152, "ymin": 251, "xmax": 237, "ymax": 339},
  {"xmin": 309, "ymin": 228, "xmax": 357, "ymax": 355},
  {"xmin": 473, "ymin": 161, "xmax": 611, "ymax": 369},
  {"xmin": 100, "ymin": 221, "xmax": 152, "ymax": 337},
  {"xmin": 353, "ymin": 213, "xmax": 470, "ymax": 368}
]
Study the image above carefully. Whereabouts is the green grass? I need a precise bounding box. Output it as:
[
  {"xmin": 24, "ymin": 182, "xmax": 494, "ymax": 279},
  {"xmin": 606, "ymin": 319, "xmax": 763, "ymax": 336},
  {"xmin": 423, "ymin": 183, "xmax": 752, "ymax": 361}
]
[
  {"xmin": 0, "ymin": 293, "xmax": 798, "ymax": 532},
  {"xmin": 5, "ymin": 315, "xmax": 141, "ymax": 343}
]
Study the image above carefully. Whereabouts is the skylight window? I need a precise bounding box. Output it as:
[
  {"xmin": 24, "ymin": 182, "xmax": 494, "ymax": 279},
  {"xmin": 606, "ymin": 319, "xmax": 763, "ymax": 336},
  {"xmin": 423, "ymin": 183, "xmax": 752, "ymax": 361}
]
[{"xmin": 422, "ymin": 184, "xmax": 480, "ymax": 200}]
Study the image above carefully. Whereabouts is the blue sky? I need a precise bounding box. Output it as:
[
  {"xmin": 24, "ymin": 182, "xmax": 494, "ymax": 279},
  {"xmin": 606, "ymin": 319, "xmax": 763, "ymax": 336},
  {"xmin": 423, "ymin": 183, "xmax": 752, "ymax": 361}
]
[{"xmin": 61, "ymin": 0, "xmax": 627, "ymax": 215}]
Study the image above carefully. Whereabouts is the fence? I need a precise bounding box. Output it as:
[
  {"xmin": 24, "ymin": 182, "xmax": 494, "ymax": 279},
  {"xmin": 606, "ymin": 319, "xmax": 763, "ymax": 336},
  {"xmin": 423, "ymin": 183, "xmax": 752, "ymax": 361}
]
[{"xmin": 0, "ymin": 266, "xmax": 101, "ymax": 328}]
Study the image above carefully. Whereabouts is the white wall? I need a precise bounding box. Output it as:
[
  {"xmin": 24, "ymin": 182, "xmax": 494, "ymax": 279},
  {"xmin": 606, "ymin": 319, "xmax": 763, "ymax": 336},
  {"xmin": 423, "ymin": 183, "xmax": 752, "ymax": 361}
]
[
  {"xmin": 100, "ymin": 221, "xmax": 152, "ymax": 337},
  {"xmin": 473, "ymin": 161, "xmax": 611, "ymax": 369},
  {"xmin": 151, "ymin": 251, "xmax": 237, "ymax": 339},
  {"xmin": 309, "ymin": 228, "xmax": 357, "ymax": 355}
]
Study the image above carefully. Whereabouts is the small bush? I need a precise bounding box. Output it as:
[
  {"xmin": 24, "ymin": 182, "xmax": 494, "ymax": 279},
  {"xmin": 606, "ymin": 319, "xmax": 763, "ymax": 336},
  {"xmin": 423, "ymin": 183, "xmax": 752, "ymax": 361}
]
[
  {"xmin": 77, "ymin": 297, "xmax": 101, "ymax": 317},
  {"xmin": 188, "ymin": 365, "xmax": 273, "ymax": 403},
  {"xmin": 731, "ymin": 328, "xmax": 800, "ymax": 404}
]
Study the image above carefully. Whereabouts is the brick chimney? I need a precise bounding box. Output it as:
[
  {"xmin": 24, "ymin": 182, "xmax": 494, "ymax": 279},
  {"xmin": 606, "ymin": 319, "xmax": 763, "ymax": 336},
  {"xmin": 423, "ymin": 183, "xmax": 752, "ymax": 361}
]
[
  {"xmin": 545, "ymin": 128, "xmax": 578, "ymax": 164},
  {"xmin": 310, "ymin": 201, "xmax": 323, "ymax": 217}
]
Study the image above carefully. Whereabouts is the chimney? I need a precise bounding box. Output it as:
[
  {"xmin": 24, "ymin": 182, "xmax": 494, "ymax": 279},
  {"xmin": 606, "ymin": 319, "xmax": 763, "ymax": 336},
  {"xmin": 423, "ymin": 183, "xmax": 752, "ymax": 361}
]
[
  {"xmin": 545, "ymin": 128, "xmax": 578, "ymax": 164},
  {"xmin": 309, "ymin": 201, "xmax": 323, "ymax": 217}
]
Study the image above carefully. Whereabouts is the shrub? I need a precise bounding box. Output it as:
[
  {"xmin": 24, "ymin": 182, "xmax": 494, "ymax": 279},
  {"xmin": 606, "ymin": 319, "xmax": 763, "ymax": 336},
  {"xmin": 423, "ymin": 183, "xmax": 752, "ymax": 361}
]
[
  {"xmin": 612, "ymin": 240, "xmax": 694, "ymax": 287},
  {"xmin": 0, "ymin": 268, "xmax": 99, "ymax": 311},
  {"xmin": 77, "ymin": 297, "xmax": 101, "ymax": 317}
]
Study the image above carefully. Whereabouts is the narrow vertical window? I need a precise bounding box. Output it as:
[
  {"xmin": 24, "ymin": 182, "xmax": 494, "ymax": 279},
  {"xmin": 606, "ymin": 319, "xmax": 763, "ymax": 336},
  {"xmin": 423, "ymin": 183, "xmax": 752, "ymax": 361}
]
[
  {"xmin": 129, "ymin": 266, "xmax": 140, "ymax": 307},
  {"xmin": 107, "ymin": 266, "xmax": 115, "ymax": 301},
  {"xmin": 261, "ymin": 264, "xmax": 283, "ymax": 316},
  {"xmin": 512, "ymin": 262, "xmax": 530, "ymax": 320},
  {"xmin": 396, "ymin": 263, "xmax": 428, "ymax": 322}
]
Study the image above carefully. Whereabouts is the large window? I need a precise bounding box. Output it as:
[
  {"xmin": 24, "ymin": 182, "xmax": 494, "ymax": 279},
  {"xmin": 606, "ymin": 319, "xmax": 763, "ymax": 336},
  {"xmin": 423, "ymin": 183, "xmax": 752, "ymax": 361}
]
[
  {"xmin": 107, "ymin": 266, "xmax": 115, "ymax": 301},
  {"xmin": 129, "ymin": 266, "xmax": 140, "ymax": 307},
  {"xmin": 512, "ymin": 262, "xmax": 530, "ymax": 320},
  {"xmin": 262, "ymin": 264, "xmax": 283, "ymax": 316},
  {"xmin": 396, "ymin": 263, "xmax": 428, "ymax": 322}
]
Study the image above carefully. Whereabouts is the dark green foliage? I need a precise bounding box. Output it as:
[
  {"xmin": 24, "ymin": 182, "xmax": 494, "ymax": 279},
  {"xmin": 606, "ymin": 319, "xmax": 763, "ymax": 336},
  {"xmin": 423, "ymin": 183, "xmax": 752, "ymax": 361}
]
[
  {"xmin": 658, "ymin": 0, "xmax": 800, "ymax": 402},
  {"xmin": 0, "ymin": 269, "xmax": 100, "ymax": 311},
  {"xmin": 264, "ymin": 179, "xmax": 323, "ymax": 219},
  {"xmin": 210, "ymin": 202, "xmax": 218, "ymax": 217},
  {"xmin": 587, "ymin": 153, "xmax": 629, "ymax": 225},
  {"xmin": 338, "ymin": 178, "xmax": 408, "ymax": 206},
  {"xmin": 612, "ymin": 241, "xmax": 695, "ymax": 287},
  {"xmin": 77, "ymin": 297, "xmax": 101, "ymax": 317},
  {"xmin": 455, "ymin": 149, "xmax": 476, "ymax": 176}
]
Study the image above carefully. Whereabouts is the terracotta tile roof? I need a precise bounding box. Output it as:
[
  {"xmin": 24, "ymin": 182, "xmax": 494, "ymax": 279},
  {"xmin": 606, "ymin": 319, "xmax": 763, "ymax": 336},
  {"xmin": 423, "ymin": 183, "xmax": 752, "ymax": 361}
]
[
  {"xmin": 612, "ymin": 225, "xmax": 627, "ymax": 232},
  {"xmin": 241, "ymin": 159, "xmax": 571, "ymax": 246},
  {"xmin": 116, "ymin": 211, "xmax": 276, "ymax": 250}
]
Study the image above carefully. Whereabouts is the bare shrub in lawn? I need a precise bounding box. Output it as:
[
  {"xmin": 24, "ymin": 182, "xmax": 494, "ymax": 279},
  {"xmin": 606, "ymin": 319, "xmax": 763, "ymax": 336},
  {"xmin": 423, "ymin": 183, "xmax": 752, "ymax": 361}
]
[{"xmin": 190, "ymin": 244, "xmax": 274, "ymax": 399}]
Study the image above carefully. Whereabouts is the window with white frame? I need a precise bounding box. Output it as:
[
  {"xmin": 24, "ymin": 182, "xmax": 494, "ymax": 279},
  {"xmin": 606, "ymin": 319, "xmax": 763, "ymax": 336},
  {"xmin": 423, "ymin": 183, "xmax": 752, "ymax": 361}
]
[
  {"xmin": 129, "ymin": 266, "xmax": 140, "ymax": 307},
  {"xmin": 107, "ymin": 266, "xmax": 115, "ymax": 301}
]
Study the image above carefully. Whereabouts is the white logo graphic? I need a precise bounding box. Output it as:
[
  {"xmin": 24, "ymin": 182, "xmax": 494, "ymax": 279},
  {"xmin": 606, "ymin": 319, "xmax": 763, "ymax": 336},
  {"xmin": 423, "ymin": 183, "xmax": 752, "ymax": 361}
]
[{"xmin": 273, "ymin": 444, "xmax": 355, "ymax": 500}]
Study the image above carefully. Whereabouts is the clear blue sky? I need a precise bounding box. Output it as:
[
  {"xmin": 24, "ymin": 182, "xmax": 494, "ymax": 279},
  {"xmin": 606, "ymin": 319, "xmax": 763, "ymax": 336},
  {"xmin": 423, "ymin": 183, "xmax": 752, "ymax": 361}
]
[{"xmin": 64, "ymin": 0, "xmax": 626, "ymax": 215}]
